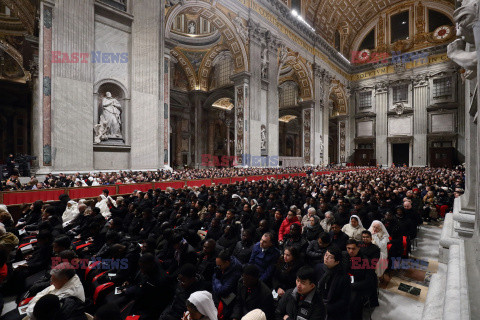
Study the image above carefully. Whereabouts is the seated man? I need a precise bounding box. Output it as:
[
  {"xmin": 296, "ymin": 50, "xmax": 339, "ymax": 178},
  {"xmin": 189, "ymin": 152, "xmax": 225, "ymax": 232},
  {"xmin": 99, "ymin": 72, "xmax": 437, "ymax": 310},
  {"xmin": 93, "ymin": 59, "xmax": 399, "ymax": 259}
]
[
  {"xmin": 275, "ymin": 266, "xmax": 325, "ymax": 320},
  {"xmin": 212, "ymin": 250, "xmax": 242, "ymax": 319},
  {"xmin": 10, "ymin": 262, "xmax": 85, "ymax": 320},
  {"xmin": 249, "ymin": 233, "xmax": 280, "ymax": 285},
  {"xmin": 318, "ymin": 246, "xmax": 351, "ymax": 320},
  {"xmin": 345, "ymin": 239, "xmax": 378, "ymax": 320},
  {"xmin": 306, "ymin": 232, "xmax": 331, "ymax": 266},
  {"xmin": 231, "ymin": 264, "xmax": 274, "ymax": 320}
]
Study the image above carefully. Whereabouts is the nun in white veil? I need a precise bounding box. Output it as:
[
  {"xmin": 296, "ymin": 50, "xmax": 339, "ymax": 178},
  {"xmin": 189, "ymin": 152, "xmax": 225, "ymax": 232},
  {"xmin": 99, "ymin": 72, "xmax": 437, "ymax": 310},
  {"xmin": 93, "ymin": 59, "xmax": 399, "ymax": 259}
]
[
  {"xmin": 95, "ymin": 194, "xmax": 116, "ymax": 219},
  {"xmin": 341, "ymin": 215, "xmax": 366, "ymax": 241},
  {"xmin": 62, "ymin": 200, "xmax": 80, "ymax": 227},
  {"xmin": 182, "ymin": 291, "xmax": 217, "ymax": 320},
  {"xmin": 368, "ymin": 220, "xmax": 390, "ymax": 277}
]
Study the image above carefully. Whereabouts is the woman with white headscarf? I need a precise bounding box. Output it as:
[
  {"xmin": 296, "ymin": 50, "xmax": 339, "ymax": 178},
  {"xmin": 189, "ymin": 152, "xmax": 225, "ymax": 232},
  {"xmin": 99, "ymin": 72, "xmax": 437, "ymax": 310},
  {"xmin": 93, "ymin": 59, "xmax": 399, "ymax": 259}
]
[
  {"xmin": 368, "ymin": 220, "xmax": 390, "ymax": 277},
  {"xmin": 62, "ymin": 200, "xmax": 79, "ymax": 227},
  {"xmin": 342, "ymin": 215, "xmax": 366, "ymax": 241},
  {"xmin": 182, "ymin": 291, "xmax": 217, "ymax": 320}
]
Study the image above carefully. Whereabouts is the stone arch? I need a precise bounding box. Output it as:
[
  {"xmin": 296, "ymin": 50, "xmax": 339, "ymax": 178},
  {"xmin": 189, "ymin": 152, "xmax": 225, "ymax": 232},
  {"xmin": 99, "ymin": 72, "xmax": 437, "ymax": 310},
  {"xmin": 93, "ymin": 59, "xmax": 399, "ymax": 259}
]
[
  {"xmin": 278, "ymin": 51, "xmax": 313, "ymax": 100},
  {"xmin": 329, "ymin": 82, "xmax": 347, "ymax": 116},
  {"xmin": 1, "ymin": 0, "xmax": 35, "ymax": 34},
  {"xmin": 170, "ymin": 49, "xmax": 199, "ymax": 90},
  {"xmin": 165, "ymin": 3, "xmax": 248, "ymax": 75},
  {"xmin": 198, "ymin": 43, "xmax": 229, "ymax": 91},
  {"xmin": 0, "ymin": 39, "xmax": 29, "ymax": 82}
]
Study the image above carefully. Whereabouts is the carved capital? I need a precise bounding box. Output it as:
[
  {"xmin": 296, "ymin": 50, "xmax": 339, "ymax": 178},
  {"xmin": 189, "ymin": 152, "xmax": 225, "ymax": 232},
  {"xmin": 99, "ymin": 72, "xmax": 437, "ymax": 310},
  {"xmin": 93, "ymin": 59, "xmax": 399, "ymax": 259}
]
[{"xmin": 413, "ymin": 75, "xmax": 429, "ymax": 87}]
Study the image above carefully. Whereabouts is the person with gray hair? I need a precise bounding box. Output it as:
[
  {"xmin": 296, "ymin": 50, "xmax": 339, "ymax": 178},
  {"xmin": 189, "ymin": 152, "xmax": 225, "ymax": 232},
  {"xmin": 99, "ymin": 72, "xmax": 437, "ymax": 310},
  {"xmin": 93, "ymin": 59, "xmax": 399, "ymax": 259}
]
[
  {"xmin": 301, "ymin": 207, "xmax": 318, "ymax": 230},
  {"xmin": 320, "ymin": 211, "xmax": 334, "ymax": 233},
  {"xmin": 0, "ymin": 222, "xmax": 18, "ymax": 253},
  {"xmin": 25, "ymin": 262, "xmax": 85, "ymax": 318}
]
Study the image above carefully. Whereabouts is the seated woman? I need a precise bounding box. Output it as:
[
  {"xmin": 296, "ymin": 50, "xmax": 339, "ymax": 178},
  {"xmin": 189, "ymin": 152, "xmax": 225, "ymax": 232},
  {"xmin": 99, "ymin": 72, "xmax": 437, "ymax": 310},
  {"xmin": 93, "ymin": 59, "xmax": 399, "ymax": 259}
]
[
  {"xmin": 302, "ymin": 215, "xmax": 323, "ymax": 242},
  {"xmin": 341, "ymin": 215, "xmax": 365, "ymax": 241},
  {"xmin": 182, "ymin": 291, "xmax": 218, "ymax": 320},
  {"xmin": 368, "ymin": 220, "xmax": 390, "ymax": 277},
  {"xmin": 272, "ymin": 246, "xmax": 302, "ymax": 299}
]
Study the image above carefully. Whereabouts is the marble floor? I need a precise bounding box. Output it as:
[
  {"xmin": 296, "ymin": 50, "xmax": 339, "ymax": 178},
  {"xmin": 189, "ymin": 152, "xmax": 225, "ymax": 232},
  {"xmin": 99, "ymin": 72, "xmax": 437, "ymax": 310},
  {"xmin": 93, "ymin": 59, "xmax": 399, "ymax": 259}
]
[{"xmin": 370, "ymin": 221, "xmax": 444, "ymax": 320}]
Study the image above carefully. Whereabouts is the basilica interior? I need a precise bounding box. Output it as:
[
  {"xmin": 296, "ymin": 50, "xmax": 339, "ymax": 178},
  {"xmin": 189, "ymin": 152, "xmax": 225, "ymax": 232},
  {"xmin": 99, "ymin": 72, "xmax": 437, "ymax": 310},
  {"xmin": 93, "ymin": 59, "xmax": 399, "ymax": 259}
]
[{"xmin": 0, "ymin": 0, "xmax": 479, "ymax": 319}]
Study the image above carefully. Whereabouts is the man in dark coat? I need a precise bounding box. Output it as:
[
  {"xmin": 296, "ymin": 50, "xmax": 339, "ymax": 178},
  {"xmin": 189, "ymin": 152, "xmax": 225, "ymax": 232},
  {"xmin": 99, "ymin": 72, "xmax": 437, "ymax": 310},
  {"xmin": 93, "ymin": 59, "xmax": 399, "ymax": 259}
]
[
  {"xmin": 275, "ymin": 266, "xmax": 325, "ymax": 320},
  {"xmin": 329, "ymin": 222, "xmax": 349, "ymax": 251},
  {"xmin": 231, "ymin": 264, "xmax": 275, "ymax": 320},
  {"xmin": 249, "ymin": 233, "xmax": 280, "ymax": 285},
  {"xmin": 318, "ymin": 246, "xmax": 351, "ymax": 320},
  {"xmin": 345, "ymin": 239, "xmax": 378, "ymax": 319}
]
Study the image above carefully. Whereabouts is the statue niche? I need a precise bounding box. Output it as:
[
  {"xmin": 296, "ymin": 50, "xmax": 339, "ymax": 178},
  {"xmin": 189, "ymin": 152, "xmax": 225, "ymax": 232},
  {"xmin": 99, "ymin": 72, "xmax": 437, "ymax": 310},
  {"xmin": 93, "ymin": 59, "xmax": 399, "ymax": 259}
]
[{"xmin": 94, "ymin": 83, "xmax": 125, "ymax": 144}]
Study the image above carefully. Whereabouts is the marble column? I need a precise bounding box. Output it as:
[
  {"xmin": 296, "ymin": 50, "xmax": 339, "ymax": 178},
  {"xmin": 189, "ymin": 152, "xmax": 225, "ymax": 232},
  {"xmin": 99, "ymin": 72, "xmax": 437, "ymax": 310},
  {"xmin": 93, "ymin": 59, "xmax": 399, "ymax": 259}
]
[
  {"xmin": 413, "ymin": 76, "xmax": 429, "ymax": 167},
  {"xmin": 375, "ymin": 84, "xmax": 388, "ymax": 166},
  {"xmin": 267, "ymin": 36, "xmax": 280, "ymax": 164},
  {"xmin": 454, "ymin": 70, "xmax": 476, "ymax": 237},
  {"xmin": 232, "ymin": 72, "xmax": 251, "ymax": 166},
  {"xmin": 313, "ymin": 64, "xmax": 325, "ymax": 166},
  {"xmin": 189, "ymin": 91, "xmax": 206, "ymax": 167},
  {"xmin": 248, "ymin": 22, "xmax": 263, "ymax": 159},
  {"xmin": 338, "ymin": 118, "xmax": 347, "ymax": 164}
]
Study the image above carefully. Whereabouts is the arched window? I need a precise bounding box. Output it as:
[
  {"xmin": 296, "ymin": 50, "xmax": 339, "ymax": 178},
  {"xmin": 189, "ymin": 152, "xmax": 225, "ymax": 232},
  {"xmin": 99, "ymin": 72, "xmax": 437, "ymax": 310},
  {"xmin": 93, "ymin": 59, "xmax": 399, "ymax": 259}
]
[
  {"xmin": 391, "ymin": 11, "xmax": 409, "ymax": 42},
  {"xmin": 279, "ymin": 81, "xmax": 299, "ymax": 108},
  {"xmin": 214, "ymin": 53, "xmax": 233, "ymax": 88},
  {"xmin": 335, "ymin": 30, "xmax": 341, "ymax": 51},
  {"xmin": 359, "ymin": 29, "xmax": 375, "ymax": 51},
  {"xmin": 428, "ymin": 9, "xmax": 452, "ymax": 32}
]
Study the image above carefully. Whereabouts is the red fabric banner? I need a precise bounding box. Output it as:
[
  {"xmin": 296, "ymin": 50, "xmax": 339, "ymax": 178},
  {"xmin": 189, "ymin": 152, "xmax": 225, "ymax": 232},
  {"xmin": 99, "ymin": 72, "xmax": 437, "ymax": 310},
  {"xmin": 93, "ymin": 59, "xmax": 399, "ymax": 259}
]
[
  {"xmin": 185, "ymin": 179, "xmax": 212, "ymax": 187},
  {"xmin": 2, "ymin": 189, "xmax": 66, "ymax": 205},
  {"xmin": 246, "ymin": 175, "xmax": 263, "ymax": 182},
  {"xmin": 212, "ymin": 178, "xmax": 230, "ymax": 185},
  {"xmin": 154, "ymin": 181, "xmax": 185, "ymax": 190},
  {"xmin": 117, "ymin": 183, "xmax": 153, "ymax": 195},
  {"xmin": 230, "ymin": 177, "xmax": 245, "ymax": 183},
  {"xmin": 68, "ymin": 186, "xmax": 116, "ymax": 199}
]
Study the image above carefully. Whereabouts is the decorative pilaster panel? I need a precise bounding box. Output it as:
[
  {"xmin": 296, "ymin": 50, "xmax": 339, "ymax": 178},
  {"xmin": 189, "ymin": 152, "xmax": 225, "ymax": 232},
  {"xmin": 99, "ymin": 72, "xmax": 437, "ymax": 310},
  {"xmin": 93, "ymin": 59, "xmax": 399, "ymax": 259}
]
[
  {"xmin": 375, "ymin": 84, "xmax": 388, "ymax": 166},
  {"xmin": 266, "ymin": 37, "xmax": 280, "ymax": 162},
  {"xmin": 235, "ymin": 83, "xmax": 249, "ymax": 165},
  {"xmin": 413, "ymin": 76, "xmax": 429, "ymax": 166},
  {"xmin": 42, "ymin": 3, "xmax": 53, "ymax": 166},
  {"xmin": 339, "ymin": 120, "xmax": 347, "ymax": 163},
  {"xmin": 303, "ymin": 107, "xmax": 313, "ymax": 164}
]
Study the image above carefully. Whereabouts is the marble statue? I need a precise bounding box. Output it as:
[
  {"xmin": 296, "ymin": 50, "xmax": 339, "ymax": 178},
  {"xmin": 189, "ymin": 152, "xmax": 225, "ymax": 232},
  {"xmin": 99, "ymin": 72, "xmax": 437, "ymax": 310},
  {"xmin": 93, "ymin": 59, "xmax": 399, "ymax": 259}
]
[
  {"xmin": 233, "ymin": 16, "xmax": 249, "ymax": 44},
  {"xmin": 261, "ymin": 48, "xmax": 268, "ymax": 80},
  {"xmin": 99, "ymin": 92, "xmax": 122, "ymax": 139},
  {"xmin": 447, "ymin": 0, "xmax": 478, "ymax": 79},
  {"xmin": 188, "ymin": 21, "xmax": 196, "ymax": 34},
  {"xmin": 94, "ymin": 120, "xmax": 109, "ymax": 144}
]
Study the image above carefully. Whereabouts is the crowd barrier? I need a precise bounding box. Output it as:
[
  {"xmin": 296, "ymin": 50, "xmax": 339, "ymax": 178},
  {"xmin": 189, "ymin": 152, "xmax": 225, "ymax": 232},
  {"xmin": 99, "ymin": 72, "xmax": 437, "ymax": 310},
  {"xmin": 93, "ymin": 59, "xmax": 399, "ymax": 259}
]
[{"xmin": 0, "ymin": 168, "xmax": 375, "ymax": 206}]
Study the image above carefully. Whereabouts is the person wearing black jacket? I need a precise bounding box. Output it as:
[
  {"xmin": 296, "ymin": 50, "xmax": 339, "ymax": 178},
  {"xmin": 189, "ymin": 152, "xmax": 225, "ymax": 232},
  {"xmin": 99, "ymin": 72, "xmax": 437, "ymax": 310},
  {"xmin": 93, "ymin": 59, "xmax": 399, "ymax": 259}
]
[
  {"xmin": 345, "ymin": 239, "xmax": 378, "ymax": 319},
  {"xmin": 272, "ymin": 246, "xmax": 302, "ymax": 299},
  {"xmin": 232, "ymin": 229, "xmax": 254, "ymax": 265},
  {"xmin": 318, "ymin": 246, "xmax": 351, "ymax": 320},
  {"xmin": 329, "ymin": 222, "xmax": 349, "ymax": 251},
  {"xmin": 275, "ymin": 266, "xmax": 325, "ymax": 320},
  {"xmin": 159, "ymin": 264, "xmax": 209, "ymax": 320},
  {"xmin": 123, "ymin": 253, "xmax": 173, "ymax": 320},
  {"xmin": 232, "ymin": 264, "xmax": 275, "ymax": 320}
]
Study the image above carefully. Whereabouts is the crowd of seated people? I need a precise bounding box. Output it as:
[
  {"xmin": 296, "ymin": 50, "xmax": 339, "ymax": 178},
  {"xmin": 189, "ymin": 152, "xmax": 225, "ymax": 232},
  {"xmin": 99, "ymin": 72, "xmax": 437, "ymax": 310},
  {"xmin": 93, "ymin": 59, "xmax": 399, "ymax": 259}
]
[
  {"xmin": 0, "ymin": 166, "xmax": 464, "ymax": 320},
  {"xmin": 0, "ymin": 165, "xmax": 367, "ymax": 191}
]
